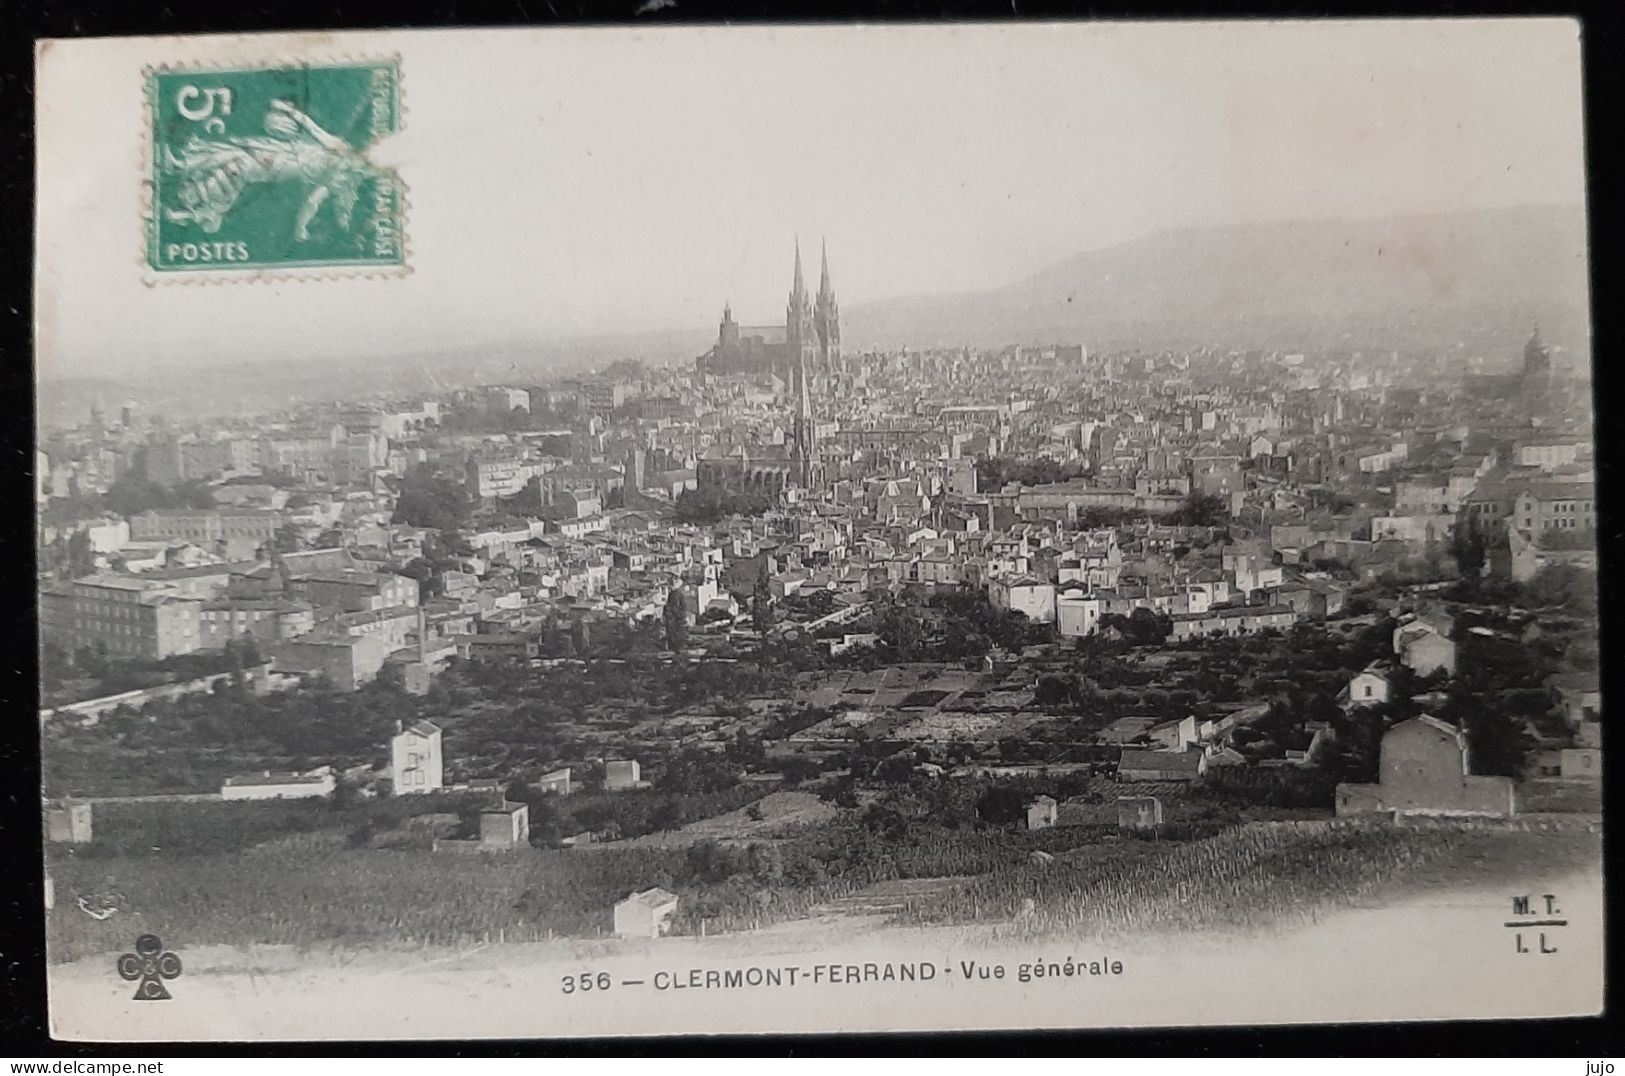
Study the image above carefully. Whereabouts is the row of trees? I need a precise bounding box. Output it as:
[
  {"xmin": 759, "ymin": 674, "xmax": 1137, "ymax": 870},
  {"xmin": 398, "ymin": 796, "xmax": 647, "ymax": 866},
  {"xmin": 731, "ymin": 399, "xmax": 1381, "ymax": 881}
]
[
  {"xmin": 1260, "ymin": 617, "xmax": 1550, "ymax": 783},
  {"xmin": 869, "ymin": 590, "xmax": 1043, "ymax": 663},
  {"xmin": 1160, "ymin": 492, "xmax": 1230, "ymax": 528},
  {"xmin": 40, "ymin": 636, "xmax": 263, "ymax": 703},
  {"xmin": 975, "ymin": 457, "xmax": 1083, "ymax": 491},
  {"xmin": 40, "ymin": 473, "xmax": 218, "ymax": 527},
  {"xmin": 42, "ymin": 672, "xmax": 414, "ymax": 797},
  {"xmin": 40, "ymin": 528, "xmax": 96, "ymax": 581},
  {"xmin": 1450, "ymin": 513, "xmax": 1497, "ymax": 584},
  {"xmin": 502, "ymin": 747, "xmax": 751, "ymax": 845},
  {"xmin": 390, "ymin": 465, "xmax": 472, "ymax": 531},
  {"xmin": 438, "ymin": 403, "xmax": 578, "ymax": 436},
  {"xmin": 1100, "ymin": 607, "xmax": 1174, "ymax": 646},
  {"xmin": 674, "ymin": 486, "xmax": 775, "ymax": 525}
]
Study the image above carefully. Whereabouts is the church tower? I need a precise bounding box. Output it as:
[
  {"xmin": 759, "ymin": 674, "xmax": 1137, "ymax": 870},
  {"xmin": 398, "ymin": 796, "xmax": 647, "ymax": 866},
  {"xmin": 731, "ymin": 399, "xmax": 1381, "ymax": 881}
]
[
  {"xmin": 815, "ymin": 239, "xmax": 841, "ymax": 375},
  {"xmin": 716, "ymin": 300, "xmax": 741, "ymax": 374},
  {"xmin": 1521, "ymin": 322, "xmax": 1552, "ymax": 415},
  {"xmin": 786, "ymin": 239, "xmax": 819, "ymax": 488},
  {"xmin": 718, "ymin": 300, "xmax": 739, "ymax": 352}
]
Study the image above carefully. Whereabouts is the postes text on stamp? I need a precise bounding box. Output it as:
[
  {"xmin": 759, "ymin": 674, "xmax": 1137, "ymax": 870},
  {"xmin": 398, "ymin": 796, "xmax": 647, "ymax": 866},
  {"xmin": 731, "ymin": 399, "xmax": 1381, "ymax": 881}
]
[{"xmin": 147, "ymin": 61, "xmax": 405, "ymax": 274}]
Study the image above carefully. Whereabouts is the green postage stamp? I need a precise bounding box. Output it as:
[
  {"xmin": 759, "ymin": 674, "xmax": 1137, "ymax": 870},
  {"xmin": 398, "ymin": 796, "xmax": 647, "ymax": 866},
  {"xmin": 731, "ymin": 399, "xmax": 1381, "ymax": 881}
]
[{"xmin": 146, "ymin": 60, "xmax": 406, "ymax": 274}]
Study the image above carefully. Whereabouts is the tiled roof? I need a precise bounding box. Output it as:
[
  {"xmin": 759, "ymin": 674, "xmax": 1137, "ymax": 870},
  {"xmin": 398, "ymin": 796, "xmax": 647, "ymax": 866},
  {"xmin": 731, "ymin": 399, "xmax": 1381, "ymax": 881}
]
[
  {"xmin": 224, "ymin": 771, "xmax": 328, "ymax": 787},
  {"xmin": 1118, "ymin": 749, "xmax": 1202, "ymax": 773}
]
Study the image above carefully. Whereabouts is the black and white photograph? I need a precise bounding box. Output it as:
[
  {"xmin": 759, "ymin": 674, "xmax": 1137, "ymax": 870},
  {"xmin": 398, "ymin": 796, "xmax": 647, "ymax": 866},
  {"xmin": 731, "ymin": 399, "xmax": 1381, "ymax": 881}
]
[{"xmin": 31, "ymin": 19, "xmax": 1603, "ymax": 1041}]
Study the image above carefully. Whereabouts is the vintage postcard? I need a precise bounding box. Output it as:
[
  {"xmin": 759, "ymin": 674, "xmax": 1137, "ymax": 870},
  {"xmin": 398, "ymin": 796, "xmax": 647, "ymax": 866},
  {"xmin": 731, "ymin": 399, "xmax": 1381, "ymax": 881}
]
[{"xmin": 35, "ymin": 21, "xmax": 1600, "ymax": 1041}]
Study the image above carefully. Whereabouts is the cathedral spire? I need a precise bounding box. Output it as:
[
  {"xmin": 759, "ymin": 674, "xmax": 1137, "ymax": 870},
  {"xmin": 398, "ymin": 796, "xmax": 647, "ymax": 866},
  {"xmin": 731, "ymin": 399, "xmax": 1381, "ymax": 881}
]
[
  {"xmin": 814, "ymin": 237, "xmax": 841, "ymax": 375},
  {"xmin": 1525, "ymin": 321, "xmax": 1550, "ymax": 363},
  {"xmin": 787, "ymin": 236, "xmax": 818, "ymax": 490},
  {"xmin": 787, "ymin": 236, "xmax": 815, "ymax": 333}
]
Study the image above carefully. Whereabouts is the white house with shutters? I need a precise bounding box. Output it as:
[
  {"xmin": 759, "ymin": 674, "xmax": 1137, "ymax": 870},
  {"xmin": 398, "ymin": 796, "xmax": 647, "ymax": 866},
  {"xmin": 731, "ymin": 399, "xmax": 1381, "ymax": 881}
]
[{"xmin": 391, "ymin": 720, "xmax": 444, "ymax": 794}]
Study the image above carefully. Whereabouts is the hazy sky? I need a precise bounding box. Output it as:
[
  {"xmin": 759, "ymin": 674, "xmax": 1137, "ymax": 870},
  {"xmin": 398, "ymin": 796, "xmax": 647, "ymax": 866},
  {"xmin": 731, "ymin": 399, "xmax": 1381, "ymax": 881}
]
[{"xmin": 35, "ymin": 19, "xmax": 1586, "ymax": 379}]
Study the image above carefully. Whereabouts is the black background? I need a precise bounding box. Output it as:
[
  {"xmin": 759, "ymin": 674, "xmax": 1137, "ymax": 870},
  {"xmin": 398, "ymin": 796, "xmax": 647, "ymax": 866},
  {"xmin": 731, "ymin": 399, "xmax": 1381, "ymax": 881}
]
[{"xmin": 0, "ymin": 0, "xmax": 1619, "ymax": 1058}]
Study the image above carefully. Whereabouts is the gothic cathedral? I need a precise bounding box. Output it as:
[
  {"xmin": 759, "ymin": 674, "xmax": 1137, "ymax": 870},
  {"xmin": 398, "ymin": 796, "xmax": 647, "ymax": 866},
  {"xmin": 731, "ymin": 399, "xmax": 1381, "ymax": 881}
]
[{"xmin": 696, "ymin": 238, "xmax": 842, "ymax": 489}]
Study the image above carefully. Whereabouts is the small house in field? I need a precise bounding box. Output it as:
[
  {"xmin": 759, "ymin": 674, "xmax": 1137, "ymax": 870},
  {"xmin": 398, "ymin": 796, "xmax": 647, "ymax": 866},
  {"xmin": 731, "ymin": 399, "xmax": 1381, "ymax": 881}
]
[
  {"xmin": 433, "ymin": 801, "xmax": 531, "ymax": 853},
  {"xmin": 614, "ymin": 887, "xmax": 680, "ymax": 938},
  {"xmin": 1560, "ymin": 748, "xmax": 1601, "ymax": 781},
  {"xmin": 43, "ymin": 799, "xmax": 93, "ymax": 844},
  {"xmin": 1549, "ymin": 673, "xmax": 1600, "ymax": 728},
  {"xmin": 1116, "ymin": 748, "xmax": 1204, "ymax": 782},
  {"xmin": 605, "ymin": 760, "xmax": 644, "ymax": 790},
  {"xmin": 390, "ymin": 720, "xmax": 444, "ymax": 795},
  {"xmin": 221, "ymin": 768, "xmax": 336, "ymax": 800},
  {"xmin": 1339, "ymin": 662, "xmax": 1392, "ymax": 709},
  {"xmin": 1117, "ymin": 795, "xmax": 1165, "ymax": 834},
  {"xmin": 478, "ymin": 801, "xmax": 531, "ymax": 848},
  {"xmin": 1025, "ymin": 795, "xmax": 1058, "ymax": 831},
  {"xmin": 1336, "ymin": 715, "xmax": 1515, "ymax": 818},
  {"xmin": 536, "ymin": 768, "xmax": 573, "ymax": 796}
]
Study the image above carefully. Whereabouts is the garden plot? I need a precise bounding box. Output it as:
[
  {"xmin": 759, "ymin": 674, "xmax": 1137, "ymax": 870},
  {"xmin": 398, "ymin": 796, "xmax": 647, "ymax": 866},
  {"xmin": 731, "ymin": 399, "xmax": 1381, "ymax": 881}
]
[
  {"xmin": 898, "ymin": 689, "xmax": 955, "ymax": 709},
  {"xmin": 975, "ymin": 689, "xmax": 1034, "ymax": 710},
  {"xmin": 918, "ymin": 669, "xmax": 982, "ymax": 692},
  {"xmin": 788, "ymin": 709, "xmax": 883, "ymax": 741},
  {"xmin": 891, "ymin": 710, "xmax": 1042, "ymax": 743}
]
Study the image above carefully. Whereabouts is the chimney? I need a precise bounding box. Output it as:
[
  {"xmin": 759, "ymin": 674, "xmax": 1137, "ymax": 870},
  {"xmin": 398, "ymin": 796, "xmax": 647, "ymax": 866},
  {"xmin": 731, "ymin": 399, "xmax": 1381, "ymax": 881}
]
[{"xmin": 418, "ymin": 606, "xmax": 428, "ymax": 666}]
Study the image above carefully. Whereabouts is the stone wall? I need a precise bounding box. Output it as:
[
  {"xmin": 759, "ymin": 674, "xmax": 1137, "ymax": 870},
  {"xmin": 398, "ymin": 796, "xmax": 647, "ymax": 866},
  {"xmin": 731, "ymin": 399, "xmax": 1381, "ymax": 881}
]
[{"xmin": 1336, "ymin": 774, "xmax": 1516, "ymax": 818}]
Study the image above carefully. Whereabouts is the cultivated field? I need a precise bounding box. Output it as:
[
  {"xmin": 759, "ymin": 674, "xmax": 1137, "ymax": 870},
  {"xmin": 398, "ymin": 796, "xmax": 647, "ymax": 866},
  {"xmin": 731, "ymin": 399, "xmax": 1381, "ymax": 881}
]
[
  {"xmin": 50, "ymin": 793, "xmax": 1595, "ymax": 967},
  {"xmin": 580, "ymin": 791, "xmax": 842, "ymax": 849},
  {"xmin": 47, "ymin": 825, "xmax": 1605, "ymax": 1040}
]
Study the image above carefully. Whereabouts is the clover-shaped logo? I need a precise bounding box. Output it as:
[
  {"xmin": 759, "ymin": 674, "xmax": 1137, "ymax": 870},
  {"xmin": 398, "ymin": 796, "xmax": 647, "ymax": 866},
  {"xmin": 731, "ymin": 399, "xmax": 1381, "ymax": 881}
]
[{"xmin": 116, "ymin": 933, "xmax": 182, "ymax": 1001}]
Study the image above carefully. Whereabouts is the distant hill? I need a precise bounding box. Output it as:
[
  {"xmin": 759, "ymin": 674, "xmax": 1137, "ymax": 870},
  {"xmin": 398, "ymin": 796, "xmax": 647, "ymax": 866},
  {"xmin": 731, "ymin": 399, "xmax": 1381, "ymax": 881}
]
[
  {"xmin": 36, "ymin": 328, "xmax": 712, "ymax": 427},
  {"xmin": 37, "ymin": 205, "xmax": 1592, "ymax": 427},
  {"xmin": 843, "ymin": 205, "xmax": 1591, "ymax": 353}
]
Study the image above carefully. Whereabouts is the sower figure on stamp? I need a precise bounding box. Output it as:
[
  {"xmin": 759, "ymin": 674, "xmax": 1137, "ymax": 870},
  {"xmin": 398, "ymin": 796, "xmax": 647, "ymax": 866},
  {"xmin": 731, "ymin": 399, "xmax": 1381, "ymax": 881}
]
[{"xmin": 162, "ymin": 99, "xmax": 377, "ymax": 241}]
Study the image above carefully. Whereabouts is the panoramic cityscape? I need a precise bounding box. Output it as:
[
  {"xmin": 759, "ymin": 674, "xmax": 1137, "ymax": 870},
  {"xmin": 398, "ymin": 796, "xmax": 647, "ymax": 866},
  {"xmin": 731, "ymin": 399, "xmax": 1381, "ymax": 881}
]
[{"xmin": 38, "ymin": 228, "xmax": 1601, "ymax": 945}]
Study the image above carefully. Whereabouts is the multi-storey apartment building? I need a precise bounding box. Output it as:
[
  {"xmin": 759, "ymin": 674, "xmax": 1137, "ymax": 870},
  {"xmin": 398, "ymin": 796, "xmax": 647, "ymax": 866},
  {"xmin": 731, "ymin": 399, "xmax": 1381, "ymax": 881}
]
[
  {"xmin": 1466, "ymin": 479, "xmax": 1597, "ymax": 535},
  {"xmin": 466, "ymin": 453, "xmax": 540, "ymax": 500},
  {"xmin": 198, "ymin": 598, "xmax": 316, "ymax": 649},
  {"xmin": 1516, "ymin": 439, "xmax": 1584, "ymax": 472},
  {"xmin": 129, "ymin": 509, "xmax": 281, "ymax": 544},
  {"xmin": 39, "ymin": 575, "xmax": 202, "ymax": 659},
  {"xmin": 287, "ymin": 568, "xmax": 419, "ymax": 613},
  {"xmin": 1512, "ymin": 483, "xmax": 1596, "ymax": 534}
]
